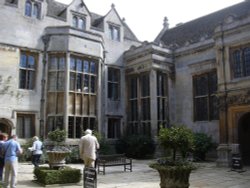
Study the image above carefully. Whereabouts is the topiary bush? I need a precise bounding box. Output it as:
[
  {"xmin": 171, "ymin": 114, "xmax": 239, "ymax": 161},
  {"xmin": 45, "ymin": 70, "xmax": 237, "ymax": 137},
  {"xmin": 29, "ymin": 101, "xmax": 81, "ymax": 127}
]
[
  {"xmin": 193, "ymin": 132, "xmax": 215, "ymax": 161},
  {"xmin": 158, "ymin": 125, "xmax": 194, "ymax": 162},
  {"xmin": 34, "ymin": 166, "xmax": 81, "ymax": 185},
  {"xmin": 115, "ymin": 135, "xmax": 155, "ymax": 159}
]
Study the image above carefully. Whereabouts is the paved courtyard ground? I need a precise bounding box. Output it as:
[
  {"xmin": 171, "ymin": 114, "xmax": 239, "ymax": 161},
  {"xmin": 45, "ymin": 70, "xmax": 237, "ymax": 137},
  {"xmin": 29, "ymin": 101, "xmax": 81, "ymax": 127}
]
[{"xmin": 12, "ymin": 160, "xmax": 250, "ymax": 187}]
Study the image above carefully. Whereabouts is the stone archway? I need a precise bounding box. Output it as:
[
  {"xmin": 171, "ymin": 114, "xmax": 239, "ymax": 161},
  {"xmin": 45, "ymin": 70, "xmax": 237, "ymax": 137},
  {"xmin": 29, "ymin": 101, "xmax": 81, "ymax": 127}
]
[
  {"xmin": 0, "ymin": 118, "xmax": 12, "ymax": 137},
  {"xmin": 238, "ymin": 112, "xmax": 250, "ymax": 165}
]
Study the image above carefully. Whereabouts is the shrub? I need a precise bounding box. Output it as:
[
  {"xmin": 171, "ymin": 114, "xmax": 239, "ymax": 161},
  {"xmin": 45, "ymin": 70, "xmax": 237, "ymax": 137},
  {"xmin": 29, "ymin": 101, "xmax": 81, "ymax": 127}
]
[
  {"xmin": 92, "ymin": 131, "xmax": 113, "ymax": 155},
  {"xmin": 34, "ymin": 166, "xmax": 81, "ymax": 185},
  {"xmin": 158, "ymin": 125, "xmax": 194, "ymax": 162},
  {"xmin": 48, "ymin": 129, "xmax": 66, "ymax": 143},
  {"xmin": 193, "ymin": 133, "xmax": 215, "ymax": 161},
  {"xmin": 115, "ymin": 135, "xmax": 155, "ymax": 159},
  {"xmin": 65, "ymin": 146, "xmax": 82, "ymax": 164}
]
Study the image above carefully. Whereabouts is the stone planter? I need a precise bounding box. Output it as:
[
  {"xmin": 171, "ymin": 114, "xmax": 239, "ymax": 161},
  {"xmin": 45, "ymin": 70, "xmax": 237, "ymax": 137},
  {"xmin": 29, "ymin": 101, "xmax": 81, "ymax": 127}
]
[
  {"xmin": 150, "ymin": 163, "xmax": 194, "ymax": 188},
  {"xmin": 47, "ymin": 151, "xmax": 71, "ymax": 168}
]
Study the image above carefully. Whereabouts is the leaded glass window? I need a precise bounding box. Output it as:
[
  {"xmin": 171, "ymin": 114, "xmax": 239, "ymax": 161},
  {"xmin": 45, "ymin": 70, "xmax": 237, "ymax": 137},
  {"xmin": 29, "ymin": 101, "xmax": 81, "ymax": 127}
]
[
  {"xmin": 231, "ymin": 45, "xmax": 250, "ymax": 78},
  {"xmin": 193, "ymin": 70, "xmax": 218, "ymax": 121}
]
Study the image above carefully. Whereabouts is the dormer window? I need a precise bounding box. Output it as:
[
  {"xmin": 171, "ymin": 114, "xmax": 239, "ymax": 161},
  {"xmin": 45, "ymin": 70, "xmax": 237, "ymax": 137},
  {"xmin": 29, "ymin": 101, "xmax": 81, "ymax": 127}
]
[
  {"xmin": 72, "ymin": 15, "xmax": 86, "ymax": 30},
  {"xmin": 109, "ymin": 24, "xmax": 120, "ymax": 41},
  {"xmin": 25, "ymin": 0, "xmax": 41, "ymax": 19}
]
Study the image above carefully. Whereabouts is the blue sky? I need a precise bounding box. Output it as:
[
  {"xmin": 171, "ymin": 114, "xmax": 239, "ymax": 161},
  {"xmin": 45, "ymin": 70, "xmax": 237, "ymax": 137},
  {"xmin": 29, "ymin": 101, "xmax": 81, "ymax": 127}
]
[{"xmin": 56, "ymin": 0, "xmax": 244, "ymax": 41}]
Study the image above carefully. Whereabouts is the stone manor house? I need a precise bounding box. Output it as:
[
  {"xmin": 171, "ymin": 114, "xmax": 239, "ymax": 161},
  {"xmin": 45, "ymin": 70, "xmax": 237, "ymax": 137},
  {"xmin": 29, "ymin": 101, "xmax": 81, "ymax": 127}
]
[{"xmin": 1, "ymin": 0, "xmax": 250, "ymax": 166}]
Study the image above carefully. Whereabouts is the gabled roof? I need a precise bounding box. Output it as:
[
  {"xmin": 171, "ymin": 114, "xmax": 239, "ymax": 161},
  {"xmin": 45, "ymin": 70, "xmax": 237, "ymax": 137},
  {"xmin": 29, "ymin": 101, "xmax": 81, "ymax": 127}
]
[
  {"xmin": 158, "ymin": 1, "xmax": 250, "ymax": 47},
  {"xmin": 46, "ymin": 0, "xmax": 139, "ymax": 41},
  {"xmin": 47, "ymin": 0, "xmax": 68, "ymax": 19}
]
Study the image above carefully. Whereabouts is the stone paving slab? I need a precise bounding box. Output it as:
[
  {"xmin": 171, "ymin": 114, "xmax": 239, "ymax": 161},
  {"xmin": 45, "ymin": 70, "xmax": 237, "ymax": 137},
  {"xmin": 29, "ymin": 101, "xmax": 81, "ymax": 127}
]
[{"xmin": 12, "ymin": 160, "xmax": 250, "ymax": 188}]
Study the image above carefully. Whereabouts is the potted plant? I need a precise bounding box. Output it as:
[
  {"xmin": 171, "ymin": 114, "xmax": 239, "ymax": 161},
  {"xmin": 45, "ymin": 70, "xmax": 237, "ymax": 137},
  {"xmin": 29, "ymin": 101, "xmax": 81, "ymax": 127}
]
[
  {"xmin": 149, "ymin": 125, "xmax": 196, "ymax": 188},
  {"xmin": 46, "ymin": 128, "xmax": 71, "ymax": 168}
]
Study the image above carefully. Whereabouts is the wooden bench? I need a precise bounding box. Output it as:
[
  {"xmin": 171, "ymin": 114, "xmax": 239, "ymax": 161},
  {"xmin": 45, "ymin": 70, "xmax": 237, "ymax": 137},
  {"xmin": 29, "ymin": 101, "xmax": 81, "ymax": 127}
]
[{"xmin": 97, "ymin": 154, "xmax": 132, "ymax": 175}]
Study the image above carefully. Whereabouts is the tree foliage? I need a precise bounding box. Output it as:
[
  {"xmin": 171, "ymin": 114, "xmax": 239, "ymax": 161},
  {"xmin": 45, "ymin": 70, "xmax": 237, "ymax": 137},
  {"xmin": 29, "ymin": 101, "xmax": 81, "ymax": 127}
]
[{"xmin": 158, "ymin": 125, "xmax": 194, "ymax": 161}]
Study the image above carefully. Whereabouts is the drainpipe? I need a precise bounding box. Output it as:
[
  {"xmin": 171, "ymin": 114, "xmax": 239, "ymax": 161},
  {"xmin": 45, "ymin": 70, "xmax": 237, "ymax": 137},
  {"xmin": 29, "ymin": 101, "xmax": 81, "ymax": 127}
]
[{"xmin": 40, "ymin": 35, "xmax": 50, "ymax": 140}]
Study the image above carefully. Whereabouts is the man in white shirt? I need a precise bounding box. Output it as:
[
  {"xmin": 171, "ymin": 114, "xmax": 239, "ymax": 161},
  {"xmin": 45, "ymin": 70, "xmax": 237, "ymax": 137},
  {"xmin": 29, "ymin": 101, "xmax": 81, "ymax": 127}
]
[
  {"xmin": 79, "ymin": 129, "xmax": 99, "ymax": 168},
  {"xmin": 29, "ymin": 136, "xmax": 43, "ymax": 168}
]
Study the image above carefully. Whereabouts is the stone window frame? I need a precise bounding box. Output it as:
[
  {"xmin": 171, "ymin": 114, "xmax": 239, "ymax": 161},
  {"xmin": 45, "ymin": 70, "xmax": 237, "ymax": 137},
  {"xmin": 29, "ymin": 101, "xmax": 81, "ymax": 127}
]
[
  {"xmin": 72, "ymin": 14, "xmax": 86, "ymax": 30},
  {"xmin": 107, "ymin": 117, "xmax": 121, "ymax": 139},
  {"xmin": 67, "ymin": 55, "xmax": 98, "ymax": 139},
  {"xmin": 127, "ymin": 72, "xmax": 151, "ymax": 136},
  {"xmin": 156, "ymin": 71, "xmax": 169, "ymax": 130},
  {"xmin": 108, "ymin": 23, "xmax": 120, "ymax": 41},
  {"xmin": 107, "ymin": 67, "xmax": 120, "ymax": 101},
  {"xmin": 193, "ymin": 70, "xmax": 218, "ymax": 121},
  {"xmin": 230, "ymin": 44, "xmax": 250, "ymax": 79},
  {"xmin": 19, "ymin": 51, "xmax": 37, "ymax": 90},
  {"xmin": 24, "ymin": 0, "xmax": 41, "ymax": 19},
  {"xmin": 16, "ymin": 113, "xmax": 35, "ymax": 138}
]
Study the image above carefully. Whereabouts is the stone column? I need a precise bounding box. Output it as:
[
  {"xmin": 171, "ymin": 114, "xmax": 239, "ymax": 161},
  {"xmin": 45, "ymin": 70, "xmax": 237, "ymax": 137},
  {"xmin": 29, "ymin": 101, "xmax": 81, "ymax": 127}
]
[{"xmin": 150, "ymin": 70, "xmax": 158, "ymax": 139}]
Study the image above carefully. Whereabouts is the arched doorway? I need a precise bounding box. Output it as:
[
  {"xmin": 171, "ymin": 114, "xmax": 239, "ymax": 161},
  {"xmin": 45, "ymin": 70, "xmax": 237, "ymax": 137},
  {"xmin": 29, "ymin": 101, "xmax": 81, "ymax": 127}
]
[
  {"xmin": 0, "ymin": 118, "xmax": 12, "ymax": 137},
  {"xmin": 238, "ymin": 112, "xmax": 250, "ymax": 165}
]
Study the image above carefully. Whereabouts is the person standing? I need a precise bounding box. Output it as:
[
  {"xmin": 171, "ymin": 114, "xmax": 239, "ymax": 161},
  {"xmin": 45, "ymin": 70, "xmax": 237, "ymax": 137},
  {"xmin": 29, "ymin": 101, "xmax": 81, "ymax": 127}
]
[
  {"xmin": 29, "ymin": 136, "xmax": 43, "ymax": 168},
  {"xmin": 79, "ymin": 129, "xmax": 99, "ymax": 168},
  {"xmin": 0, "ymin": 133, "xmax": 8, "ymax": 181},
  {"xmin": 3, "ymin": 135, "xmax": 23, "ymax": 188}
]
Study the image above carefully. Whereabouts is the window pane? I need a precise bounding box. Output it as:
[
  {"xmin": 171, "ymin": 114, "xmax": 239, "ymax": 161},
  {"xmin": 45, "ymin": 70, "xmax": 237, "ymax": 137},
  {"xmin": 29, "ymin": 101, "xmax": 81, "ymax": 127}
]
[
  {"xmin": 76, "ymin": 73, "xmax": 82, "ymax": 91},
  {"xmin": 27, "ymin": 70, "xmax": 35, "ymax": 89},
  {"xmin": 141, "ymin": 74, "xmax": 149, "ymax": 97},
  {"xmin": 19, "ymin": 70, "xmax": 26, "ymax": 89},
  {"xmin": 194, "ymin": 75, "xmax": 208, "ymax": 96},
  {"xmin": 243, "ymin": 47, "xmax": 250, "ymax": 76},
  {"xmin": 57, "ymin": 72, "xmax": 65, "ymax": 91},
  {"xmin": 130, "ymin": 77, "xmax": 137, "ymax": 98},
  {"xmin": 83, "ymin": 60, "xmax": 89, "ymax": 73},
  {"xmin": 48, "ymin": 72, "xmax": 56, "ymax": 91},
  {"xmin": 70, "ymin": 58, "xmax": 76, "ymax": 70},
  {"xmin": 195, "ymin": 97, "xmax": 208, "ymax": 121},
  {"xmin": 84, "ymin": 74, "xmax": 89, "ymax": 92},
  {"xmin": 209, "ymin": 71, "xmax": 217, "ymax": 93},
  {"xmin": 49, "ymin": 56, "xmax": 57, "ymax": 70},
  {"xmin": 78, "ymin": 18, "xmax": 85, "ymax": 30},
  {"xmin": 232, "ymin": 50, "xmax": 242, "ymax": 78},
  {"xmin": 68, "ymin": 116, "xmax": 74, "ymax": 138},
  {"xmin": 25, "ymin": 1, "xmax": 32, "ymax": 17},
  {"xmin": 90, "ymin": 62, "xmax": 96, "ymax": 74},
  {"xmin": 33, "ymin": 4, "xmax": 40, "ymax": 19},
  {"xmin": 76, "ymin": 59, "xmax": 83, "ymax": 72},
  {"xmin": 72, "ymin": 16, "xmax": 77, "ymax": 28},
  {"xmin": 70, "ymin": 72, "xmax": 75, "ymax": 91},
  {"xmin": 58, "ymin": 57, "xmax": 65, "ymax": 70},
  {"xmin": 90, "ymin": 76, "xmax": 95, "ymax": 93},
  {"xmin": 20, "ymin": 54, "xmax": 27, "ymax": 68},
  {"xmin": 28, "ymin": 55, "xmax": 35, "ymax": 69},
  {"xmin": 210, "ymin": 95, "xmax": 219, "ymax": 120}
]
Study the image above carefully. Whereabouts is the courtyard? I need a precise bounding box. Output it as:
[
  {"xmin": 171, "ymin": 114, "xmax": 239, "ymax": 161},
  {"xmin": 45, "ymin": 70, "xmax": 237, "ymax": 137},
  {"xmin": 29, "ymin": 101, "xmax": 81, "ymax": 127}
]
[{"xmin": 13, "ymin": 160, "xmax": 250, "ymax": 188}]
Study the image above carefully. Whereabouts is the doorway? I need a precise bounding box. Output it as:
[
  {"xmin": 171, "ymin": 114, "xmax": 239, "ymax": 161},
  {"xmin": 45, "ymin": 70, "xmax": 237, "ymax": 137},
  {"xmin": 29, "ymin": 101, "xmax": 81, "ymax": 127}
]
[
  {"xmin": 0, "ymin": 118, "xmax": 12, "ymax": 137},
  {"xmin": 238, "ymin": 112, "xmax": 250, "ymax": 165}
]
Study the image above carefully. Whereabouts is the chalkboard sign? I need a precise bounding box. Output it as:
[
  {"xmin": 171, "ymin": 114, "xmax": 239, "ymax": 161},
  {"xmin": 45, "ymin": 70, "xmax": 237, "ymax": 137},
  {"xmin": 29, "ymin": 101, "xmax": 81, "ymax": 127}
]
[{"xmin": 84, "ymin": 167, "xmax": 97, "ymax": 188}]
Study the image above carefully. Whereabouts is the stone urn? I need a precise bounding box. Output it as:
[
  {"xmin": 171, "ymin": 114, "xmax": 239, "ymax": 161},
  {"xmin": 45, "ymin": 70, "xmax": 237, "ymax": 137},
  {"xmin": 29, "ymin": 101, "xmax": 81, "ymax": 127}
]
[
  {"xmin": 46, "ymin": 129, "xmax": 71, "ymax": 168},
  {"xmin": 150, "ymin": 162, "xmax": 194, "ymax": 188},
  {"xmin": 47, "ymin": 150, "xmax": 70, "ymax": 168}
]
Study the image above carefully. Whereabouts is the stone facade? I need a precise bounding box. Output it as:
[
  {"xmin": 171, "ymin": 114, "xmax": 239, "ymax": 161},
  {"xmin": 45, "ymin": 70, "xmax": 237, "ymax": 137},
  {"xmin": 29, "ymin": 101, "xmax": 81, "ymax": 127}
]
[{"xmin": 1, "ymin": 0, "xmax": 250, "ymax": 166}]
